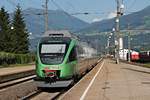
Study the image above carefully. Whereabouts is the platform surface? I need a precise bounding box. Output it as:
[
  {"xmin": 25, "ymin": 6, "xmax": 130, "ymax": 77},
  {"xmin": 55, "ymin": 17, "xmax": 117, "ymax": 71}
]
[
  {"xmin": 61, "ymin": 59, "xmax": 150, "ymax": 100},
  {"xmin": 0, "ymin": 65, "xmax": 35, "ymax": 76}
]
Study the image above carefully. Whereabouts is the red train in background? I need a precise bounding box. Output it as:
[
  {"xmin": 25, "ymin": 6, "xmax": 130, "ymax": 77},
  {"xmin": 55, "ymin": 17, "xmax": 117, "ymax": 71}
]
[
  {"xmin": 120, "ymin": 49, "xmax": 150, "ymax": 62},
  {"xmin": 128, "ymin": 51, "xmax": 150, "ymax": 62},
  {"xmin": 138, "ymin": 51, "xmax": 150, "ymax": 62},
  {"xmin": 130, "ymin": 52, "xmax": 140, "ymax": 61}
]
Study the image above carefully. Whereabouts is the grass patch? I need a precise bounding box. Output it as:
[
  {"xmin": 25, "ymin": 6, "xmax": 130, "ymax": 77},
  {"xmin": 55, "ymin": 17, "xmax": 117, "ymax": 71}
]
[{"xmin": 143, "ymin": 63, "xmax": 150, "ymax": 68}]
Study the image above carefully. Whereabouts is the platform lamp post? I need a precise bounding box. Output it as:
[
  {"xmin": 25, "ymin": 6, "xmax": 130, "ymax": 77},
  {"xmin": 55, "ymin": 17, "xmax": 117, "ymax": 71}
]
[
  {"xmin": 107, "ymin": 32, "xmax": 113, "ymax": 55},
  {"xmin": 112, "ymin": 28, "xmax": 117, "ymax": 59}
]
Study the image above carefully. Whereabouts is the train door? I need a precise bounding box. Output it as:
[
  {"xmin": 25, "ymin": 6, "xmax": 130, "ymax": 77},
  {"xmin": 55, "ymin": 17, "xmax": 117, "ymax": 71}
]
[{"xmin": 68, "ymin": 47, "xmax": 78, "ymax": 76}]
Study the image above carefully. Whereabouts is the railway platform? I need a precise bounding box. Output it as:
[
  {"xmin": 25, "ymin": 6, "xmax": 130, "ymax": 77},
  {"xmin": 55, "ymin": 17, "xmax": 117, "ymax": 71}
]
[
  {"xmin": 0, "ymin": 65, "xmax": 35, "ymax": 76},
  {"xmin": 61, "ymin": 59, "xmax": 150, "ymax": 100}
]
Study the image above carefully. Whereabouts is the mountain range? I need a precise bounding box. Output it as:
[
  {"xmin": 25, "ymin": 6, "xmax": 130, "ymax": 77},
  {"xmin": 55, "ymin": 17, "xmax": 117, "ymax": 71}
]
[
  {"xmin": 14, "ymin": 6, "xmax": 150, "ymax": 38},
  {"xmin": 15, "ymin": 6, "xmax": 150, "ymax": 51},
  {"xmin": 15, "ymin": 8, "xmax": 90, "ymax": 38},
  {"xmin": 80, "ymin": 5, "xmax": 150, "ymax": 33}
]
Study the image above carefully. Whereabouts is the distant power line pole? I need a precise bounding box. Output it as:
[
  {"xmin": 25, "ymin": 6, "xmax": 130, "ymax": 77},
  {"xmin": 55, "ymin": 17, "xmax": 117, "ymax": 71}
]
[
  {"xmin": 128, "ymin": 23, "xmax": 131, "ymax": 62},
  {"xmin": 115, "ymin": 0, "xmax": 124, "ymax": 64},
  {"xmin": 44, "ymin": 0, "xmax": 49, "ymax": 32}
]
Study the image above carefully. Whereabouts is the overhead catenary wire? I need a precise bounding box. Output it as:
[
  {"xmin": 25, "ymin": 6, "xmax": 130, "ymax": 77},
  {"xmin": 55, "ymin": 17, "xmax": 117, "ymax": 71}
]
[
  {"xmin": 66, "ymin": 1, "xmax": 76, "ymax": 12},
  {"xmin": 128, "ymin": 0, "xmax": 137, "ymax": 9},
  {"xmin": 6, "ymin": 0, "xmax": 17, "ymax": 7},
  {"xmin": 51, "ymin": 0, "xmax": 65, "ymax": 11},
  {"xmin": 124, "ymin": 0, "xmax": 137, "ymax": 12},
  {"xmin": 4, "ymin": 0, "xmax": 149, "ymax": 15},
  {"xmin": 5, "ymin": 0, "xmax": 139, "ymax": 17}
]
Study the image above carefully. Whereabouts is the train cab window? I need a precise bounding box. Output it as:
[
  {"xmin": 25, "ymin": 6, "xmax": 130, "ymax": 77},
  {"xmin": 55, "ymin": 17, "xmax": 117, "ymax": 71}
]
[{"xmin": 69, "ymin": 47, "xmax": 77, "ymax": 62}]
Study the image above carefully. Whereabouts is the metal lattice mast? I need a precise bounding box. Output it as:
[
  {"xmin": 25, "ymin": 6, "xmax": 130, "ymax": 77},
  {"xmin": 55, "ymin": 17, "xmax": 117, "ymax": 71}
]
[
  {"xmin": 115, "ymin": 0, "xmax": 124, "ymax": 64},
  {"xmin": 45, "ymin": 0, "xmax": 49, "ymax": 32}
]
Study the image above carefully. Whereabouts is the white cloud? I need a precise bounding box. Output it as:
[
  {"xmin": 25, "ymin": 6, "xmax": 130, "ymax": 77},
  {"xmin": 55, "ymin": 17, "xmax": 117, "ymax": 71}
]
[
  {"xmin": 91, "ymin": 11, "xmax": 117, "ymax": 23},
  {"xmin": 107, "ymin": 11, "xmax": 116, "ymax": 19},
  {"xmin": 92, "ymin": 18, "xmax": 102, "ymax": 22}
]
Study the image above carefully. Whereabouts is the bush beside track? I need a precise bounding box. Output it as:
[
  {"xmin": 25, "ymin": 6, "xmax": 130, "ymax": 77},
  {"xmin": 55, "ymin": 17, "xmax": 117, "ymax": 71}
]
[{"xmin": 0, "ymin": 52, "xmax": 35, "ymax": 66}]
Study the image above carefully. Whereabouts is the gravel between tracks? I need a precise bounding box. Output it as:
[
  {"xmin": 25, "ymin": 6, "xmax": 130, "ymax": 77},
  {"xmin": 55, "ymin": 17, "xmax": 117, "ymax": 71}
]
[{"xmin": 0, "ymin": 80, "xmax": 37, "ymax": 100}]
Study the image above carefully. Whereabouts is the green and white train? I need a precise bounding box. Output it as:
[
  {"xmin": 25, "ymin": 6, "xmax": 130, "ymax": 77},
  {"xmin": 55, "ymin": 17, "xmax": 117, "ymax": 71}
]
[{"xmin": 35, "ymin": 30, "xmax": 97, "ymax": 87}]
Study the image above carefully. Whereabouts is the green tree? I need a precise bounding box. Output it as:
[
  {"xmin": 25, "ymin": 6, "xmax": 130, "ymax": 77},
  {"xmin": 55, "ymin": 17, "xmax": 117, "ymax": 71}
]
[
  {"xmin": 144, "ymin": 16, "xmax": 150, "ymax": 28},
  {"xmin": 0, "ymin": 7, "xmax": 12, "ymax": 52},
  {"xmin": 12, "ymin": 5, "xmax": 29, "ymax": 54}
]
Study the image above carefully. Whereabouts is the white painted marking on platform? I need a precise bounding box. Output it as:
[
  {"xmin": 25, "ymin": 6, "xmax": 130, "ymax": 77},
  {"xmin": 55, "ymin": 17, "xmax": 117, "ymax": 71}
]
[
  {"xmin": 80, "ymin": 60, "xmax": 105, "ymax": 100},
  {"xmin": 59, "ymin": 58, "xmax": 103, "ymax": 100}
]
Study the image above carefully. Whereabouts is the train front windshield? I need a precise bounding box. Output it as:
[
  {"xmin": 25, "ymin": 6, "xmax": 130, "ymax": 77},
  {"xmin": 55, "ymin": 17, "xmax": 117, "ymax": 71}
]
[{"xmin": 40, "ymin": 44, "xmax": 67, "ymax": 64}]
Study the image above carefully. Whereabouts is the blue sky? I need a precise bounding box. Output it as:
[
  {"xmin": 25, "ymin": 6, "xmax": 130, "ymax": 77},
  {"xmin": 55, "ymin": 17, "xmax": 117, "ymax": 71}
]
[{"xmin": 0, "ymin": 0, "xmax": 150, "ymax": 23}]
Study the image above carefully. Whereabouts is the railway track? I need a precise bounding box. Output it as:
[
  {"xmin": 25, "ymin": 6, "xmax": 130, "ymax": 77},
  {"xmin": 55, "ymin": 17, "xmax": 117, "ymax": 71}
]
[
  {"xmin": 21, "ymin": 88, "xmax": 67, "ymax": 100},
  {"xmin": 0, "ymin": 69, "xmax": 35, "ymax": 83},
  {"xmin": 0, "ymin": 58, "xmax": 102, "ymax": 100},
  {"xmin": 0, "ymin": 59, "xmax": 94, "ymax": 90},
  {"xmin": 0, "ymin": 75, "xmax": 36, "ymax": 90},
  {"xmin": 21, "ymin": 90, "xmax": 42, "ymax": 100},
  {"xmin": 21, "ymin": 58, "xmax": 103, "ymax": 100},
  {"xmin": 0, "ymin": 70, "xmax": 37, "ymax": 100}
]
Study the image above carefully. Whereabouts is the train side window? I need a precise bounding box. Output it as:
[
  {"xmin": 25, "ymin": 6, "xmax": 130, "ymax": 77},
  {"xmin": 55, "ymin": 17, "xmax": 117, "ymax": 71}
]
[{"xmin": 69, "ymin": 47, "xmax": 77, "ymax": 62}]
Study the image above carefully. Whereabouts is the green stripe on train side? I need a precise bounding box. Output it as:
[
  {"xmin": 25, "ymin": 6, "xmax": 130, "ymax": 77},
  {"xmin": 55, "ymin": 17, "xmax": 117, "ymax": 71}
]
[{"xmin": 60, "ymin": 39, "xmax": 77, "ymax": 78}]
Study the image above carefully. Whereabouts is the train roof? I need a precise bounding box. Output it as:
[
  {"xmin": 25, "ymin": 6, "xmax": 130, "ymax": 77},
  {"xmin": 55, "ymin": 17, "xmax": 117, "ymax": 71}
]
[
  {"xmin": 43, "ymin": 30, "xmax": 72, "ymax": 38},
  {"xmin": 42, "ymin": 30, "xmax": 79, "ymax": 40},
  {"xmin": 40, "ymin": 36, "xmax": 72, "ymax": 44}
]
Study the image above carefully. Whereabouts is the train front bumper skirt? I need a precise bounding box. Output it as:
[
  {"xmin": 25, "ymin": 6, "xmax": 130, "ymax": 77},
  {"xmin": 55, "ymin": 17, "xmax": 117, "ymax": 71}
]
[{"xmin": 34, "ymin": 79, "xmax": 74, "ymax": 88}]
